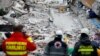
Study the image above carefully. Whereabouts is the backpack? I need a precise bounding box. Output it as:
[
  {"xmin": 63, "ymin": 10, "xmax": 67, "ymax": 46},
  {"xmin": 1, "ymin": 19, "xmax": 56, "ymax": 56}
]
[{"xmin": 47, "ymin": 41, "xmax": 67, "ymax": 56}]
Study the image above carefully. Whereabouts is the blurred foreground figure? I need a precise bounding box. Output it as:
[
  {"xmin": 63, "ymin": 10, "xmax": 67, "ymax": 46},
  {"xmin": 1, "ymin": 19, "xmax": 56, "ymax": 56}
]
[
  {"xmin": 93, "ymin": 33, "xmax": 100, "ymax": 56},
  {"xmin": 1, "ymin": 25, "xmax": 36, "ymax": 56},
  {"xmin": 44, "ymin": 30, "xmax": 68, "ymax": 56},
  {"xmin": 72, "ymin": 33, "xmax": 98, "ymax": 56}
]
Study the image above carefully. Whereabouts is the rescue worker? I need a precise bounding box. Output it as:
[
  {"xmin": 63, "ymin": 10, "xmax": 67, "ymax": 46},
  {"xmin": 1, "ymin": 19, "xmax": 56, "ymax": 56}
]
[
  {"xmin": 78, "ymin": 28, "xmax": 98, "ymax": 48},
  {"xmin": 44, "ymin": 30, "xmax": 68, "ymax": 56},
  {"xmin": 1, "ymin": 25, "xmax": 36, "ymax": 56},
  {"xmin": 72, "ymin": 33, "xmax": 98, "ymax": 56},
  {"xmin": 76, "ymin": 28, "xmax": 90, "ymax": 41}
]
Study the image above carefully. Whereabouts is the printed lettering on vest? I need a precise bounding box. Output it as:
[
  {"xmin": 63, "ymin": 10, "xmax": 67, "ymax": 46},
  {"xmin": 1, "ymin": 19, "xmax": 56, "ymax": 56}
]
[
  {"xmin": 78, "ymin": 45, "xmax": 94, "ymax": 55},
  {"xmin": 6, "ymin": 42, "xmax": 27, "ymax": 55}
]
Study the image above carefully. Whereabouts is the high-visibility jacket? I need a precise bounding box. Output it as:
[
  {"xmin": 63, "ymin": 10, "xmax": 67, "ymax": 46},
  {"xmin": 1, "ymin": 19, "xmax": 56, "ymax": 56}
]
[{"xmin": 2, "ymin": 32, "xmax": 36, "ymax": 56}]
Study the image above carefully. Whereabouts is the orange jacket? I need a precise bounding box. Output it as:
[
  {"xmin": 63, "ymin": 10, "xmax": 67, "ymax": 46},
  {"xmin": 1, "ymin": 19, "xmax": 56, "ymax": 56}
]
[{"xmin": 2, "ymin": 32, "xmax": 36, "ymax": 56}]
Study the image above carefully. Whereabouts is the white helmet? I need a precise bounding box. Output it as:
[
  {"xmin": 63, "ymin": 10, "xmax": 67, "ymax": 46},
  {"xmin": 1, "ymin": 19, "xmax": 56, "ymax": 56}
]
[
  {"xmin": 81, "ymin": 28, "xmax": 90, "ymax": 34},
  {"xmin": 55, "ymin": 30, "xmax": 63, "ymax": 35}
]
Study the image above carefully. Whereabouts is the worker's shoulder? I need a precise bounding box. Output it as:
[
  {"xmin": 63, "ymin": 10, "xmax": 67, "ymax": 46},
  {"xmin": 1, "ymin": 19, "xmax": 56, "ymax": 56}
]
[{"xmin": 48, "ymin": 41, "xmax": 55, "ymax": 45}]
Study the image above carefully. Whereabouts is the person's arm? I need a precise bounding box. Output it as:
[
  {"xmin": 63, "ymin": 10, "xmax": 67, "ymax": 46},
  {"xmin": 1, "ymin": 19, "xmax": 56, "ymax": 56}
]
[
  {"xmin": 94, "ymin": 48, "xmax": 98, "ymax": 56},
  {"xmin": 65, "ymin": 44, "xmax": 68, "ymax": 56},
  {"xmin": 72, "ymin": 42, "xmax": 80, "ymax": 56},
  {"xmin": 1, "ymin": 41, "xmax": 6, "ymax": 52},
  {"xmin": 27, "ymin": 41, "xmax": 37, "ymax": 51},
  {"xmin": 0, "ymin": 38, "xmax": 5, "ymax": 51},
  {"xmin": 92, "ymin": 42, "xmax": 98, "ymax": 56},
  {"xmin": 44, "ymin": 44, "xmax": 50, "ymax": 56}
]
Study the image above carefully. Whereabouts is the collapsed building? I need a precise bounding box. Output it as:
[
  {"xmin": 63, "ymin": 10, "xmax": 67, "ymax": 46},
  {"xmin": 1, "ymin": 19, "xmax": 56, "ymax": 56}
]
[{"xmin": 0, "ymin": 0, "xmax": 100, "ymax": 55}]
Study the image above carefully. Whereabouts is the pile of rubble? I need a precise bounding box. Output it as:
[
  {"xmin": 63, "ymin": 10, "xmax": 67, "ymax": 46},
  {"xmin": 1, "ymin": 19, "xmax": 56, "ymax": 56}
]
[
  {"xmin": 0, "ymin": 16, "xmax": 8, "ymax": 25},
  {"xmin": 17, "ymin": 12, "xmax": 57, "ymax": 35},
  {"xmin": 0, "ymin": 0, "xmax": 58, "ymax": 36},
  {"xmin": 0, "ymin": 0, "xmax": 59, "ymax": 55}
]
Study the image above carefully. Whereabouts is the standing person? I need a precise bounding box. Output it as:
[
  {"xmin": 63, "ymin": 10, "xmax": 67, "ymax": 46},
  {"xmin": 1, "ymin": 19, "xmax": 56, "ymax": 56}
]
[
  {"xmin": 76, "ymin": 28, "xmax": 90, "ymax": 41},
  {"xmin": 44, "ymin": 30, "xmax": 68, "ymax": 56},
  {"xmin": 72, "ymin": 33, "xmax": 98, "ymax": 56},
  {"xmin": 1, "ymin": 25, "xmax": 36, "ymax": 56}
]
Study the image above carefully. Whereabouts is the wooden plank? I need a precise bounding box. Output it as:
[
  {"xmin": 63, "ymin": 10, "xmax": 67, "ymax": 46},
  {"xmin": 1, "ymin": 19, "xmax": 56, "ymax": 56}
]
[{"xmin": 81, "ymin": 0, "xmax": 95, "ymax": 8}]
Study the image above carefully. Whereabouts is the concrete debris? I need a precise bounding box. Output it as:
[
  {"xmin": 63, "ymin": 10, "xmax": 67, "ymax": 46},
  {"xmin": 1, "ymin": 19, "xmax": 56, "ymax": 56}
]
[
  {"xmin": 17, "ymin": 12, "xmax": 57, "ymax": 35},
  {"xmin": 0, "ymin": 0, "xmax": 99, "ymax": 55}
]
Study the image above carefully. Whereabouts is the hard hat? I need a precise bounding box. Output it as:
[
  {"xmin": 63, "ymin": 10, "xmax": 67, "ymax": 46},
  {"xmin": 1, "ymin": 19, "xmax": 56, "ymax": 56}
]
[
  {"xmin": 81, "ymin": 28, "xmax": 90, "ymax": 34},
  {"xmin": 55, "ymin": 30, "xmax": 63, "ymax": 35}
]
